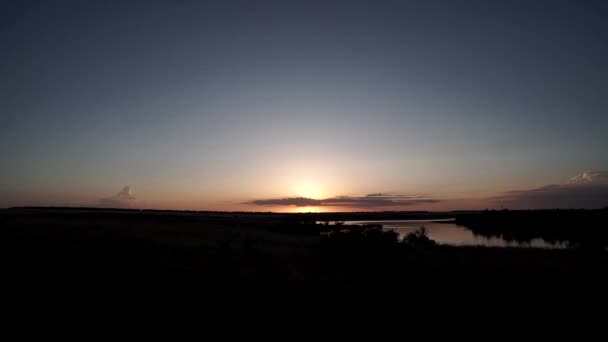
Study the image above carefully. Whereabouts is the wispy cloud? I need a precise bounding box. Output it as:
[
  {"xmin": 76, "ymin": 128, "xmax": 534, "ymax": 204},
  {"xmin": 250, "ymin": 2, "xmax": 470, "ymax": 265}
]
[
  {"xmin": 99, "ymin": 185, "xmax": 137, "ymax": 208},
  {"xmin": 566, "ymin": 170, "xmax": 608, "ymax": 185},
  {"xmin": 246, "ymin": 193, "xmax": 440, "ymax": 209},
  {"xmin": 492, "ymin": 171, "xmax": 608, "ymax": 209}
]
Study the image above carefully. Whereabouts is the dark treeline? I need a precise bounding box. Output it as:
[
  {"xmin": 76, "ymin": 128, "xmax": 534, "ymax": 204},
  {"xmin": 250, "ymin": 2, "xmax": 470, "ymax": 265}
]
[
  {"xmin": 295, "ymin": 211, "xmax": 463, "ymax": 222},
  {"xmin": 456, "ymin": 209, "xmax": 608, "ymax": 249},
  {"xmin": 8, "ymin": 206, "xmax": 467, "ymax": 221}
]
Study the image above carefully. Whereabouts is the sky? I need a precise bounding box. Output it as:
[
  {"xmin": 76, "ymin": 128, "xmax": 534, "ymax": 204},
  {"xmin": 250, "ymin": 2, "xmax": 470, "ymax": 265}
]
[{"xmin": 1, "ymin": 0, "xmax": 607, "ymax": 211}]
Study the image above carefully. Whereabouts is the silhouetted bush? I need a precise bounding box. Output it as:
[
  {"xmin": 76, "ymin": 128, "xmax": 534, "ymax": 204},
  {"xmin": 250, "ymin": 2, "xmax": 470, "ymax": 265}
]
[{"xmin": 402, "ymin": 226, "xmax": 436, "ymax": 248}]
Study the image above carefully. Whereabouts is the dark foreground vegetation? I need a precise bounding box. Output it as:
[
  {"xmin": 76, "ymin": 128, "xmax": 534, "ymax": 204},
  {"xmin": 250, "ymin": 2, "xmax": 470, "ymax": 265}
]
[{"xmin": 3, "ymin": 207, "xmax": 608, "ymax": 310}]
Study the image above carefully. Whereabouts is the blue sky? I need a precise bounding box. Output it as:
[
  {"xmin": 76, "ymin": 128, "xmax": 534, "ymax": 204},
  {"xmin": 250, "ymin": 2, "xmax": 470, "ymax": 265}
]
[{"xmin": 1, "ymin": 1, "xmax": 607, "ymax": 210}]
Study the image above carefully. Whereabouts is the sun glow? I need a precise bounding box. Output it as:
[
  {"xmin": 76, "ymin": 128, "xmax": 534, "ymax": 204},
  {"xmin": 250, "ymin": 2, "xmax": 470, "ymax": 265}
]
[
  {"xmin": 288, "ymin": 206, "xmax": 326, "ymax": 213},
  {"xmin": 292, "ymin": 180, "xmax": 327, "ymax": 200}
]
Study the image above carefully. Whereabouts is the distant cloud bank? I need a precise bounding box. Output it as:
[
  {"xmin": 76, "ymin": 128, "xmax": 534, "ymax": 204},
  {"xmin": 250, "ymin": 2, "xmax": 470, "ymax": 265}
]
[
  {"xmin": 492, "ymin": 171, "xmax": 608, "ymax": 209},
  {"xmin": 247, "ymin": 171, "xmax": 608, "ymax": 211},
  {"xmin": 246, "ymin": 193, "xmax": 440, "ymax": 209}
]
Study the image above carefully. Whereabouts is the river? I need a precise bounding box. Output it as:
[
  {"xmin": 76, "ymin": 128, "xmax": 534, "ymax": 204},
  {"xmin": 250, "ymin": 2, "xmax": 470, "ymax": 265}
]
[{"xmin": 343, "ymin": 219, "xmax": 568, "ymax": 248}]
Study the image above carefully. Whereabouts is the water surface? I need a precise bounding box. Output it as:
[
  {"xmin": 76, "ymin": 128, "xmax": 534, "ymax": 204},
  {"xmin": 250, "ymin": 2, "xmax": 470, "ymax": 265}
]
[{"xmin": 344, "ymin": 219, "xmax": 567, "ymax": 248}]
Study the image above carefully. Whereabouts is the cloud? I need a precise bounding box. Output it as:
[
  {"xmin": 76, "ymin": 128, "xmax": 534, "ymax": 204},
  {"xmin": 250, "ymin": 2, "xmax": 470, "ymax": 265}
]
[
  {"xmin": 492, "ymin": 171, "xmax": 608, "ymax": 209},
  {"xmin": 246, "ymin": 193, "xmax": 440, "ymax": 209},
  {"xmin": 365, "ymin": 193, "xmax": 385, "ymax": 197},
  {"xmin": 99, "ymin": 185, "xmax": 137, "ymax": 208},
  {"xmin": 248, "ymin": 197, "xmax": 322, "ymax": 207},
  {"xmin": 567, "ymin": 170, "xmax": 608, "ymax": 185}
]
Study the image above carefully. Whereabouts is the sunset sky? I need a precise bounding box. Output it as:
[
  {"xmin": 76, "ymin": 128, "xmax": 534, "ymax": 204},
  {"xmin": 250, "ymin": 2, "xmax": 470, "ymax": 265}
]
[{"xmin": 2, "ymin": 1, "xmax": 607, "ymax": 211}]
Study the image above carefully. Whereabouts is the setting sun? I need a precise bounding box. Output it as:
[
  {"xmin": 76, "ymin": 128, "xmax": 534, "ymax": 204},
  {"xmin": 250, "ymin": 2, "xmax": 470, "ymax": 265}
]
[
  {"xmin": 288, "ymin": 206, "xmax": 328, "ymax": 213},
  {"xmin": 292, "ymin": 180, "xmax": 327, "ymax": 200}
]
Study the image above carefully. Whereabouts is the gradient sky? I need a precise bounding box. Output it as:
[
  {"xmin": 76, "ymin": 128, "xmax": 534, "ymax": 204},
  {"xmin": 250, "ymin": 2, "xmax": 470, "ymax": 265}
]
[{"xmin": 1, "ymin": 0, "xmax": 607, "ymax": 211}]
